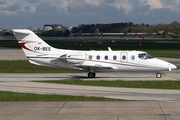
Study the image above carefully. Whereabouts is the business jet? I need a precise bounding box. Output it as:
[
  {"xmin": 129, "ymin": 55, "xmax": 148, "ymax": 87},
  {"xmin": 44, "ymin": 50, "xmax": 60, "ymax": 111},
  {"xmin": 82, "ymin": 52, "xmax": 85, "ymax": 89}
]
[{"xmin": 11, "ymin": 29, "xmax": 177, "ymax": 78}]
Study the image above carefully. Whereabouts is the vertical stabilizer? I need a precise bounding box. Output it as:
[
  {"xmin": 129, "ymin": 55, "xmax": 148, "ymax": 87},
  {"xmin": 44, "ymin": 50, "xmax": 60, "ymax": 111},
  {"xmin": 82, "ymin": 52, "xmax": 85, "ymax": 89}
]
[{"xmin": 12, "ymin": 29, "xmax": 57, "ymax": 57}]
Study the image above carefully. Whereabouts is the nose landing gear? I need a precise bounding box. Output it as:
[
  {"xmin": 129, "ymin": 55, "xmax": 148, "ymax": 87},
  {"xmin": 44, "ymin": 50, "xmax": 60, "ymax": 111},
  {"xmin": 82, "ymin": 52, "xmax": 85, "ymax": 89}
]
[{"xmin": 156, "ymin": 72, "xmax": 162, "ymax": 78}]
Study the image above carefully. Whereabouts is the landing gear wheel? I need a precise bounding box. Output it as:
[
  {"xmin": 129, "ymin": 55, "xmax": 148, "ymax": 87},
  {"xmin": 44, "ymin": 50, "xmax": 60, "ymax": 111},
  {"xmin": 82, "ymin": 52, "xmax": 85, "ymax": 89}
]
[
  {"xmin": 156, "ymin": 73, "xmax": 162, "ymax": 78},
  {"xmin": 88, "ymin": 72, "xmax": 96, "ymax": 78}
]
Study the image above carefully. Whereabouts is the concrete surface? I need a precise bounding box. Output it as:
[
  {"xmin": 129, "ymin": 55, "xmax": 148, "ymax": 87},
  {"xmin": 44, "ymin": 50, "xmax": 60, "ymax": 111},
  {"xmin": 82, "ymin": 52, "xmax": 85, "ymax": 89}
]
[
  {"xmin": 0, "ymin": 101, "xmax": 180, "ymax": 120},
  {"xmin": 1, "ymin": 81, "xmax": 180, "ymax": 101},
  {"xmin": 0, "ymin": 47, "xmax": 27, "ymax": 60}
]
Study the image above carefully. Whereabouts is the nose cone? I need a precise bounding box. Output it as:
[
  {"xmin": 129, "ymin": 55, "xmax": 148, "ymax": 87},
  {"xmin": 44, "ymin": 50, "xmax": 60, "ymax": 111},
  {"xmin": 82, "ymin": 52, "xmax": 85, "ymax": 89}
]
[
  {"xmin": 153, "ymin": 58, "xmax": 177, "ymax": 71},
  {"xmin": 169, "ymin": 63, "xmax": 177, "ymax": 70}
]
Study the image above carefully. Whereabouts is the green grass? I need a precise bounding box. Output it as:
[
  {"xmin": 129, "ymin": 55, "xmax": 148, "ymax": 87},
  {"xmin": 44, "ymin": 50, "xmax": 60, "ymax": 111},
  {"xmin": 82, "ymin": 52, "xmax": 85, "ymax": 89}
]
[
  {"xmin": 37, "ymin": 80, "xmax": 180, "ymax": 89},
  {"xmin": 0, "ymin": 60, "xmax": 81, "ymax": 73},
  {"xmin": 0, "ymin": 91, "xmax": 123, "ymax": 101}
]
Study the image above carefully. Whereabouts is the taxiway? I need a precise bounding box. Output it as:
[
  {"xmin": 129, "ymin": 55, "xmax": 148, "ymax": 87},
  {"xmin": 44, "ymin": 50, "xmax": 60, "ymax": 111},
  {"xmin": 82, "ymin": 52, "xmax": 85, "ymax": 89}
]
[
  {"xmin": 0, "ymin": 69, "xmax": 180, "ymax": 81},
  {"xmin": 1, "ymin": 80, "xmax": 180, "ymax": 101},
  {"xmin": 1, "ymin": 101, "xmax": 180, "ymax": 120}
]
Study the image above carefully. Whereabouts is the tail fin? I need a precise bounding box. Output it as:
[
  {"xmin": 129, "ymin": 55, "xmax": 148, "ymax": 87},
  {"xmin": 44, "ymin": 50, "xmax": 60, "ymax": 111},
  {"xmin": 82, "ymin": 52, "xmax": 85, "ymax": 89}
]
[{"xmin": 12, "ymin": 29, "xmax": 57, "ymax": 57}]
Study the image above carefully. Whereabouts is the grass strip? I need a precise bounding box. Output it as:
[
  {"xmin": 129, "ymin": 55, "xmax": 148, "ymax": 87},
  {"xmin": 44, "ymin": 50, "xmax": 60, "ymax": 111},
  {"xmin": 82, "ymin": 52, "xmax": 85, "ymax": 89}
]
[
  {"xmin": 0, "ymin": 91, "xmax": 124, "ymax": 101},
  {"xmin": 0, "ymin": 60, "xmax": 81, "ymax": 73},
  {"xmin": 36, "ymin": 80, "xmax": 180, "ymax": 89}
]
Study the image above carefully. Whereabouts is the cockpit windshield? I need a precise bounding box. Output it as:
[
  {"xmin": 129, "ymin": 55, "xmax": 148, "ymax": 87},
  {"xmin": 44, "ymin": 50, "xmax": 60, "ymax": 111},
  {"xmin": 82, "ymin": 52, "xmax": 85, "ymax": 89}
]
[{"xmin": 138, "ymin": 53, "xmax": 154, "ymax": 60}]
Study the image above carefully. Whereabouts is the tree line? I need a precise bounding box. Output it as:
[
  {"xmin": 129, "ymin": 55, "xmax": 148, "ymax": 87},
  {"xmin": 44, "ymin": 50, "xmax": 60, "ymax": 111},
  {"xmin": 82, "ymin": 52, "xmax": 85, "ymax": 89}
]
[
  {"xmin": 72, "ymin": 21, "xmax": 180, "ymax": 36},
  {"xmin": 36, "ymin": 30, "xmax": 70, "ymax": 37},
  {"xmin": 0, "ymin": 21, "xmax": 180, "ymax": 37}
]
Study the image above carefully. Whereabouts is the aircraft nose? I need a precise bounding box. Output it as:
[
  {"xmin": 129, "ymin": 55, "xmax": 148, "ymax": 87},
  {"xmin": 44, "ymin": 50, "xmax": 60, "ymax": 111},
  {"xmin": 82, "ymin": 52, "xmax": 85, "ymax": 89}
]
[{"xmin": 168, "ymin": 63, "xmax": 177, "ymax": 71}]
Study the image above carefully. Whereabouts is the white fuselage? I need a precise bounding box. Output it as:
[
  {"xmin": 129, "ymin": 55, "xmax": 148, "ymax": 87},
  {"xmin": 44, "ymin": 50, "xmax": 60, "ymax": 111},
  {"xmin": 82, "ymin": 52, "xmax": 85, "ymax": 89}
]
[
  {"xmin": 11, "ymin": 29, "xmax": 177, "ymax": 78},
  {"xmin": 27, "ymin": 49, "xmax": 176, "ymax": 72}
]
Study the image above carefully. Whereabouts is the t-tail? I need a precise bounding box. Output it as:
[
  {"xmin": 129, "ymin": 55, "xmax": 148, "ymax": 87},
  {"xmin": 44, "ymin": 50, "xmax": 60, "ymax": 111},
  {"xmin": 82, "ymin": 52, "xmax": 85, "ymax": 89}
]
[{"xmin": 11, "ymin": 29, "xmax": 58, "ymax": 57}]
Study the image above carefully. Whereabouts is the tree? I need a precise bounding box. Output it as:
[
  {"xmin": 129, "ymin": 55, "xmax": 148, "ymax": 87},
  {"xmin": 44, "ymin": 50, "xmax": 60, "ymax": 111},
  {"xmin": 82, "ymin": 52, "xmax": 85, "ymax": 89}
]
[
  {"xmin": 128, "ymin": 27, "xmax": 132, "ymax": 33},
  {"xmin": 79, "ymin": 30, "xmax": 82, "ymax": 36},
  {"xmin": 163, "ymin": 31, "xmax": 167, "ymax": 38},
  {"xmin": 76, "ymin": 32, "xmax": 79, "ymax": 36},
  {"xmin": 64, "ymin": 30, "xmax": 70, "ymax": 37},
  {"xmin": 101, "ymin": 31, "xmax": 103, "ymax": 36},
  {"xmin": 95, "ymin": 28, "xmax": 99, "ymax": 36},
  {"xmin": 69, "ymin": 21, "xmax": 180, "ymax": 37},
  {"xmin": 123, "ymin": 28, "xmax": 128, "ymax": 36}
]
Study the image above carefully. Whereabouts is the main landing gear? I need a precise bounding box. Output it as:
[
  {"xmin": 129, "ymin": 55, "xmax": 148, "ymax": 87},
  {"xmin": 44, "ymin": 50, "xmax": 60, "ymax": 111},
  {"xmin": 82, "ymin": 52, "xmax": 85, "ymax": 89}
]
[
  {"xmin": 88, "ymin": 72, "xmax": 96, "ymax": 78},
  {"xmin": 156, "ymin": 72, "xmax": 162, "ymax": 78}
]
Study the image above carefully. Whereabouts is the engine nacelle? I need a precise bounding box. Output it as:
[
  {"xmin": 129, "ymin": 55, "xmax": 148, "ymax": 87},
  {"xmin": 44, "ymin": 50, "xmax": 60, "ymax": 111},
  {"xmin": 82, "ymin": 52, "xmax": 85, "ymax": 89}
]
[
  {"xmin": 59, "ymin": 52, "xmax": 87, "ymax": 64},
  {"xmin": 67, "ymin": 59, "xmax": 85, "ymax": 64}
]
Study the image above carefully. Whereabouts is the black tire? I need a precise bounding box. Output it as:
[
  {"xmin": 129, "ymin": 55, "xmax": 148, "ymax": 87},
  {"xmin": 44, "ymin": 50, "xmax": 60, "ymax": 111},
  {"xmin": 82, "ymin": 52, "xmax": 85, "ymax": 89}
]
[
  {"xmin": 93, "ymin": 73, "xmax": 96, "ymax": 78},
  {"xmin": 88, "ymin": 72, "xmax": 96, "ymax": 78},
  {"xmin": 156, "ymin": 73, "xmax": 162, "ymax": 78}
]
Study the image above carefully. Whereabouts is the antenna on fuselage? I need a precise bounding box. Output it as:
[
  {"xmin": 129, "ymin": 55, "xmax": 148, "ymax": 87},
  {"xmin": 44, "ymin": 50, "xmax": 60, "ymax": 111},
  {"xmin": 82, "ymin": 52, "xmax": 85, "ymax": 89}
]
[{"xmin": 108, "ymin": 47, "xmax": 112, "ymax": 51}]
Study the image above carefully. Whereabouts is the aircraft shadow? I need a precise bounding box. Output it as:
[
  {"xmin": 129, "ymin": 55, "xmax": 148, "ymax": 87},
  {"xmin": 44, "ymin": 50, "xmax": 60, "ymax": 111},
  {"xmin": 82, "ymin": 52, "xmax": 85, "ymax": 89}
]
[{"xmin": 69, "ymin": 75, "xmax": 150, "ymax": 79}]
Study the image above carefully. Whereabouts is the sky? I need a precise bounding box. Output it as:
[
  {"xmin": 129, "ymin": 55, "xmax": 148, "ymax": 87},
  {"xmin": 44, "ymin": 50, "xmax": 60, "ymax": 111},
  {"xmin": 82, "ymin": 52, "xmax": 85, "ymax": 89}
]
[{"xmin": 0, "ymin": 0, "xmax": 180, "ymax": 29}]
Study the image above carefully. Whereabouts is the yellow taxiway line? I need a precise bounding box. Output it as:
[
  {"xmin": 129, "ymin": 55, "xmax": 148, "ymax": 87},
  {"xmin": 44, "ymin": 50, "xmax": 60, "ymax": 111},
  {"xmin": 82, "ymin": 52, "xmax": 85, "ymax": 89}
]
[{"xmin": 142, "ymin": 75, "xmax": 180, "ymax": 77}]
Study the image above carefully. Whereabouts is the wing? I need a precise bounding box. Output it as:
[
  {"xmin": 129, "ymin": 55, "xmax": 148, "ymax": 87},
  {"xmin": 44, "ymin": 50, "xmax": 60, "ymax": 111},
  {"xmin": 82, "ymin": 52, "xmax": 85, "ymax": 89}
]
[
  {"xmin": 79, "ymin": 64, "xmax": 113, "ymax": 69},
  {"xmin": 74, "ymin": 63, "xmax": 116, "ymax": 71},
  {"xmin": 58, "ymin": 54, "xmax": 116, "ymax": 70}
]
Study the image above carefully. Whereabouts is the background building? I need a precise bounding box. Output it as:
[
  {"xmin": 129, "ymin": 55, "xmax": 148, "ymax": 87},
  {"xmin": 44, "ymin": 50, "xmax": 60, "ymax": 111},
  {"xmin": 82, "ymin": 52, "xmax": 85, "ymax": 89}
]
[{"xmin": 43, "ymin": 24, "xmax": 62, "ymax": 31}]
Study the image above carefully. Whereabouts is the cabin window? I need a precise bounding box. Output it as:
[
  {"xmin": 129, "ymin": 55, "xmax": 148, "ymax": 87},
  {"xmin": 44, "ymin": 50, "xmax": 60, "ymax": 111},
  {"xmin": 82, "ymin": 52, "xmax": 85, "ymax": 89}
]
[
  {"xmin": 96, "ymin": 55, "xmax": 100, "ymax": 60},
  {"xmin": 122, "ymin": 55, "xmax": 126, "ymax": 60},
  {"xmin": 89, "ymin": 55, "xmax": 92, "ymax": 60},
  {"xmin": 113, "ymin": 55, "xmax": 117, "ymax": 60},
  {"xmin": 131, "ymin": 55, "xmax": 135, "ymax": 60},
  {"xmin": 138, "ymin": 53, "xmax": 154, "ymax": 60},
  {"xmin": 105, "ymin": 55, "xmax": 108, "ymax": 60}
]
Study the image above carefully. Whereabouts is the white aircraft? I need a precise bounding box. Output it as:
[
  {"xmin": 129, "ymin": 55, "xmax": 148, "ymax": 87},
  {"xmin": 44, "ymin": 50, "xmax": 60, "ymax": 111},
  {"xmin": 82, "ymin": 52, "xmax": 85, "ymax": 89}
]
[{"xmin": 12, "ymin": 29, "xmax": 177, "ymax": 78}]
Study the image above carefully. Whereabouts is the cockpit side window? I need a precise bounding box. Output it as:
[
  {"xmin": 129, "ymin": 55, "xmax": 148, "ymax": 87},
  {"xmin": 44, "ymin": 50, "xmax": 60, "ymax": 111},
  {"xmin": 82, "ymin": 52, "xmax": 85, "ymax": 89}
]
[
  {"xmin": 146, "ymin": 54, "xmax": 154, "ymax": 59},
  {"xmin": 138, "ymin": 53, "xmax": 146, "ymax": 59},
  {"xmin": 138, "ymin": 53, "xmax": 154, "ymax": 60}
]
